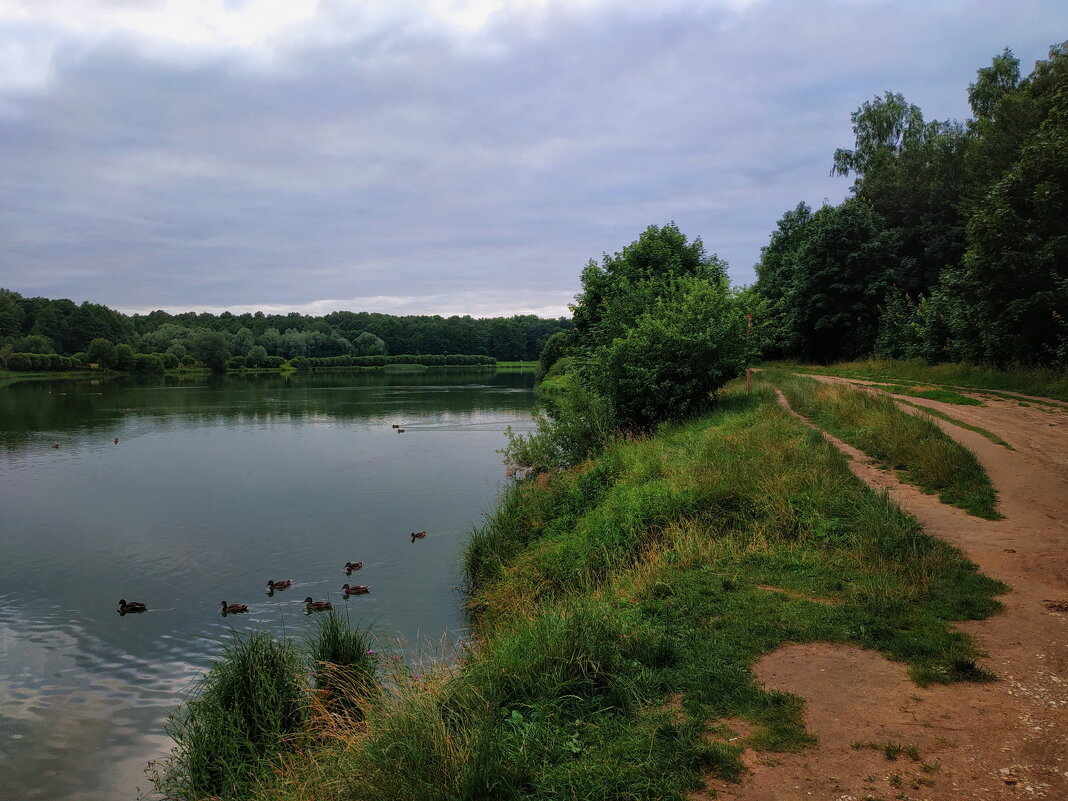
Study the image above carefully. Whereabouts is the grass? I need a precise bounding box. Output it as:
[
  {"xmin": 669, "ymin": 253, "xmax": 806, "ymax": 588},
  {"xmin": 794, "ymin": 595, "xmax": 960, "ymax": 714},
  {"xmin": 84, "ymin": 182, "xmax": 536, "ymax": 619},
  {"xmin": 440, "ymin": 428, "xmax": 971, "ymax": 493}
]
[
  {"xmin": 894, "ymin": 399, "xmax": 1014, "ymax": 450},
  {"xmin": 153, "ymin": 618, "xmax": 378, "ymax": 801},
  {"xmin": 179, "ymin": 384, "xmax": 1008, "ymax": 801},
  {"xmin": 762, "ymin": 370, "xmax": 1002, "ymax": 520},
  {"xmin": 863, "ymin": 382, "xmax": 983, "ymax": 406},
  {"xmin": 152, "ymin": 631, "xmax": 308, "ymax": 801},
  {"xmin": 776, "ymin": 357, "xmax": 1068, "ymax": 403}
]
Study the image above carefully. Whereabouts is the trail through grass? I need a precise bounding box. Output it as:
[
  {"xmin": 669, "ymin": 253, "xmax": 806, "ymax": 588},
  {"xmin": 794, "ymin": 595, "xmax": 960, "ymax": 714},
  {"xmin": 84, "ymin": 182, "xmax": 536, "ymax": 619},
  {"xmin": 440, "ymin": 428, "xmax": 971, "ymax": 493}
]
[
  {"xmin": 762, "ymin": 371, "xmax": 1001, "ymax": 520},
  {"xmin": 775, "ymin": 358, "xmax": 1068, "ymax": 403}
]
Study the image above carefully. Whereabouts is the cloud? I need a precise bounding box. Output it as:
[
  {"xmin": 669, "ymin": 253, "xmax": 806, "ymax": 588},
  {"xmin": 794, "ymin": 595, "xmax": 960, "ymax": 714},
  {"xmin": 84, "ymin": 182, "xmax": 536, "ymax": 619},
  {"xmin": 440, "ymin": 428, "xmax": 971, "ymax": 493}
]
[{"xmin": 0, "ymin": 1, "xmax": 1064, "ymax": 316}]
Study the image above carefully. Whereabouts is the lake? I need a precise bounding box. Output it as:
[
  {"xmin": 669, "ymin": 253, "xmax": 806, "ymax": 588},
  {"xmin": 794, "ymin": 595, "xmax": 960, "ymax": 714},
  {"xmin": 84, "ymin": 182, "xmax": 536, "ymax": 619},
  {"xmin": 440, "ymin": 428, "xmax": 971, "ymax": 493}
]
[{"xmin": 0, "ymin": 368, "xmax": 536, "ymax": 801}]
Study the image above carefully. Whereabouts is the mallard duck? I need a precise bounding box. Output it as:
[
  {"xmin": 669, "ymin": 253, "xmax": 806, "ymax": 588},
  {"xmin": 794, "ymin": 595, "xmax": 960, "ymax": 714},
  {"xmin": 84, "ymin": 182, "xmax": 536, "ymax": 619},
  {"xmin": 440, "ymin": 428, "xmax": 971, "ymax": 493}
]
[
  {"xmin": 304, "ymin": 597, "xmax": 332, "ymax": 611},
  {"xmin": 118, "ymin": 599, "xmax": 147, "ymax": 613},
  {"xmin": 397, "ymin": 428, "xmax": 405, "ymax": 433},
  {"xmin": 344, "ymin": 561, "xmax": 363, "ymax": 573},
  {"xmin": 220, "ymin": 601, "xmax": 249, "ymax": 614},
  {"xmin": 342, "ymin": 584, "xmax": 370, "ymax": 595},
  {"xmin": 411, "ymin": 531, "xmax": 427, "ymax": 542},
  {"xmin": 113, "ymin": 437, "xmax": 119, "ymax": 444},
  {"xmin": 391, "ymin": 424, "xmax": 400, "ymax": 429},
  {"xmin": 266, "ymin": 579, "xmax": 292, "ymax": 591},
  {"xmin": 50, "ymin": 443, "xmax": 59, "ymax": 449}
]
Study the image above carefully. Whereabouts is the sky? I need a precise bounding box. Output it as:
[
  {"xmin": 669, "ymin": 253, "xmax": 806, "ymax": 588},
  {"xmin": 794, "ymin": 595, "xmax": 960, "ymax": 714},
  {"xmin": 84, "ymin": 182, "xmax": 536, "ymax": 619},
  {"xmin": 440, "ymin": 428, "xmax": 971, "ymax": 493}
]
[{"xmin": 0, "ymin": 1, "xmax": 1064, "ymax": 319}]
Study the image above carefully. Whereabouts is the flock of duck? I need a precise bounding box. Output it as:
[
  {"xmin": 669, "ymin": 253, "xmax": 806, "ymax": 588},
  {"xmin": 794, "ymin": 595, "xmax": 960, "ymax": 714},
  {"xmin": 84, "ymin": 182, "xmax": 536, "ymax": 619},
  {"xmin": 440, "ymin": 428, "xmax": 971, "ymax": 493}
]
[{"xmin": 115, "ymin": 531, "xmax": 430, "ymax": 617}]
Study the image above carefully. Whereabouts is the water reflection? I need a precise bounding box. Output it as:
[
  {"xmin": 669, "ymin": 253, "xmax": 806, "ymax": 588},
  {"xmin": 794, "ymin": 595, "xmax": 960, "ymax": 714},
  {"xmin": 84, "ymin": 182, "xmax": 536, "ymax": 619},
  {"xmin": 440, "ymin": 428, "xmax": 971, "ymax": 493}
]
[{"xmin": 0, "ymin": 368, "xmax": 535, "ymax": 800}]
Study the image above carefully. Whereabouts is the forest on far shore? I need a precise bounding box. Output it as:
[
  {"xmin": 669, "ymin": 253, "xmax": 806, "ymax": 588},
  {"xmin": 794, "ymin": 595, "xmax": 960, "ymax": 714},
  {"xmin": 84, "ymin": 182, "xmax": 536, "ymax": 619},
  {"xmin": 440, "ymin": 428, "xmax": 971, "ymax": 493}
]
[{"xmin": 0, "ymin": 289, "xmax": 571, "ymax": 369}]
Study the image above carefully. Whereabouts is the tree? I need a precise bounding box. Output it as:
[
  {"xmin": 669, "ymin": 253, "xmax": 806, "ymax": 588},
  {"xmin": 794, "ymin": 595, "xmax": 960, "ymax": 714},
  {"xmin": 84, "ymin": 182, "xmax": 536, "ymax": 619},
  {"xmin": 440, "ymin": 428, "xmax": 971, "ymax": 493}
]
[
  {"xmin": 352, "ymin": 331, "xmax": 386, "ymax": 356},
  {"xmin": 87, "ymin": 337, "xmax": 116, "ymax": 368},
  {"xmin": 246, "ymin": 345, "xmax": 268, "ymax": 368},
  {"xmin": 190, "ymin": 330, "xmax": 231, "ymax": 373},
  {"xmin": 114, "ymin": 343, "xmax": 136, "ymax": 371},
  {"xmin": 570, "ymin": 222, "xmax": 728, "ymax": 355}
]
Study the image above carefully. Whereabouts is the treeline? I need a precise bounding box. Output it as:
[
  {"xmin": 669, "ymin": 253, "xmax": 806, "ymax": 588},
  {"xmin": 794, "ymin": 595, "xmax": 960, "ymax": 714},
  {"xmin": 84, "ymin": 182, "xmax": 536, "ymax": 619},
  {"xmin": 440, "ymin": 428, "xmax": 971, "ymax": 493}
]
[
  {"xmin": 753, "ymin": 44, "xmax": 1067, "ymax": 367},
  {"xmin": 0, "ymin": 287, "xmax": 571, "ymax": 370}
]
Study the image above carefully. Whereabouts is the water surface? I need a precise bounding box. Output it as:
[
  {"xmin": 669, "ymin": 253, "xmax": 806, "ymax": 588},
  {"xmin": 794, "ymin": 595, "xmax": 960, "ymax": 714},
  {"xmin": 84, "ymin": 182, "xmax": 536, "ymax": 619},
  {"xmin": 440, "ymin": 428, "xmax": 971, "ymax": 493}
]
[{"xmin": 0, "ymin": 368, "xmax": 535, "ymax": 800}]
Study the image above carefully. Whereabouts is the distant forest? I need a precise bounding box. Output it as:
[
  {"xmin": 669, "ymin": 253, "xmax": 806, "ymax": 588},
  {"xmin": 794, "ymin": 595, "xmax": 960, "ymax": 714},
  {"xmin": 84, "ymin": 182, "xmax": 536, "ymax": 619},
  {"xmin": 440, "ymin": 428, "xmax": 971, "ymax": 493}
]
[
  {"xmin": 752, "ymin": 44, "xmax": 1067, "ymax": 368},
  {"xmin": 0, "ymin": 288, "xmax": 571, "ymax": 364}
]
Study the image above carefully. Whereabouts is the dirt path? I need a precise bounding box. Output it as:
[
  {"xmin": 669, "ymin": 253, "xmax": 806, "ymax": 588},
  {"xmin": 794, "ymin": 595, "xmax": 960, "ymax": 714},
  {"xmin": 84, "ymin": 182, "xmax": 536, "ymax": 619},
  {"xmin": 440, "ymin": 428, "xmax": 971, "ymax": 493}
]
[{"xmin": 702, "ymin": 380, "xmax": 1068, "ymax": 801}]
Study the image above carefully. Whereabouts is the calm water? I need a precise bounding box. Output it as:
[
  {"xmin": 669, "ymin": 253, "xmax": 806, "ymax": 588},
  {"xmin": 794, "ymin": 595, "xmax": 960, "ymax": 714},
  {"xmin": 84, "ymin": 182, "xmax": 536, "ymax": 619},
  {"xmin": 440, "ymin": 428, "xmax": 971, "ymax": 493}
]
[{"xmin": 0, "ymin": 368, "xmax": 535, "ymax": 801}]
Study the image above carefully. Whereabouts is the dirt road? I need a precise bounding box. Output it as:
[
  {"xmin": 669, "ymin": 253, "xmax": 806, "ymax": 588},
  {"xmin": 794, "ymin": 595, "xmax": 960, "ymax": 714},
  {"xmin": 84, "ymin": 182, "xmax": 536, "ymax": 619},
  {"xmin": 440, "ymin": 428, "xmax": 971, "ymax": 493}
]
[{"xmin": 705, "ymin": 378, "xmax": 1068, "ymax": 800}]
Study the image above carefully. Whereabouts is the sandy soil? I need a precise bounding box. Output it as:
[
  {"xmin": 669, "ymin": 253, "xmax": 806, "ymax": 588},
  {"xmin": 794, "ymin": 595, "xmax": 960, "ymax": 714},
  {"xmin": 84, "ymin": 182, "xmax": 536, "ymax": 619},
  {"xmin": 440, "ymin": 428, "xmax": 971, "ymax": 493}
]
[{"xmin": 699, "ymin": 379, "xmax": 1068, "ymax": 801}]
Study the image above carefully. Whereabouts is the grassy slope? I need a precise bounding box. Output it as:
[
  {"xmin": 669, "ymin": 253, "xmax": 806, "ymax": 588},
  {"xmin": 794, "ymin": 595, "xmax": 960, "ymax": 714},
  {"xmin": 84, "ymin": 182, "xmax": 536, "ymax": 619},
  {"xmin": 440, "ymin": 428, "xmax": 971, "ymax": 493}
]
[
  {"xmin": 763, "ymin": 370, "xmax": 1001, "ymax": 520},
  {"xmin": 775, "ymin": 358, "xmax": 1068, "ymax": 403},
  {"xmin": 237, "ymin": 386, "xmax": 1004, "ymax": 801}
]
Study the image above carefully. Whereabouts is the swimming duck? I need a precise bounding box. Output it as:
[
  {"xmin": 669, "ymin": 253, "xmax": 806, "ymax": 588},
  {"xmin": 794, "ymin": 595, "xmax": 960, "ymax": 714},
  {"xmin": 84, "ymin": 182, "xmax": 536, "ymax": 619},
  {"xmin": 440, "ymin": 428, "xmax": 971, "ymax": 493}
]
[
  {"xmin": 391, "ymin": 424, "xmax": 400, "ymax": 429},
  {"xmin": 220, "ymin": 601, "xmax": 249, "ymax": 614},
  {"xmin": 397, "ymin": 428, "xmax": 405, "ymax": 433},
  {"xmin": 411, "ymin": 531, "xmax": 427, "ymax": 542},
  {"xmin": 304, "ymin": 597, "xmax": 332, "ymax": 611},
  {"xmin": 113, "ymin": 437, "xmax": 119, "ymax": 444},
  {"xmin": 50, "ymin": 443, "xmax": 59, "ymax": 449},
  {"xmin": 344, "ymin": 561, "xmax": 364, "ymax": 573},
  {"xmin": 118, "ymin": 599, "xmax": 147, "ymax": 613},
  {"xmin": 266, "ymin": 579, "xmax": 292, "ymax": 591},
  {"xmin": 342, "ymin": 584, "xmax": 370, "ymax": 595}
]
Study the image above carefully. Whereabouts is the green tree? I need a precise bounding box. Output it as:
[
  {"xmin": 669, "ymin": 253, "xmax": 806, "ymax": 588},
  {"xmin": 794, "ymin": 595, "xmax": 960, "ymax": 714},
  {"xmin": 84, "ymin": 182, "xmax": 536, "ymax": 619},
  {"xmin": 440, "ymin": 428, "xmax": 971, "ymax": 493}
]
[
  {"xmin": 190, "ymin": 330, "xmax": 231, "ymax": 373},
  {"xmin": 87, "ymin": 337, "xmax": 116, "ymax": 368},
  {"xmin": 571, "ymin": 222, "xmax": 727, "ymax": 355},
  {"xmin": 352, "ymin": 331, "xmax": 386, "ymax": 356},
  {"xmin": 246, "ymin": 345, "xmax": 268, "ymax": 368},
  {"xmin": 113, "ymin": 343, "xmax": 136, "ymax": 371}
]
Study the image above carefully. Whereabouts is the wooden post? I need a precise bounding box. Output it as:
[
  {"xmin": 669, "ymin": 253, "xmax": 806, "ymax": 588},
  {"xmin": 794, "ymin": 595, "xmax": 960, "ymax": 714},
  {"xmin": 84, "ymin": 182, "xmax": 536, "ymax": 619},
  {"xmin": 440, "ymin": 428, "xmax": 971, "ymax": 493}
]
[{"xmin": 745, "ymin": 313, "xmax": 753, "ymax": 393}]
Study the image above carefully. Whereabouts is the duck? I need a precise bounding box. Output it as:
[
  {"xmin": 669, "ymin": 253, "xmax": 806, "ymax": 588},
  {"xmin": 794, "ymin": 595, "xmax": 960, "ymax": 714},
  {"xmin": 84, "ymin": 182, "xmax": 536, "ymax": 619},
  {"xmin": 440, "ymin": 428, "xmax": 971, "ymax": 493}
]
[
  {"xmin": 344, "ymin": 561, "xmax": 364, "ymax": 573},
  {"xmin": 342, "ymin": 584, "xmax": 370, "ymax": 595},
  {"xmin": 304, "ymin": 597, "xmax": 332, "ymax": 611},
  {"xmin": 220, "ymin": 601, "xmax": 249, "ymax": 614},
  {"xmin": 397, "ymin": 428, "xmax": 405, "ymax": 433},
  {"xmin": 50, "ymin": 443, "xmax": 59, "ymax": 449},
  {"xmin": 411, "ymin": 531, "xmax": 427, "ymax": 542},
  {"xmin": 266, "ymin": 579, "xmax": 292, "ymax": 591},
  {"xmin": 113, "ymin": 437, "xmax": 119, "ymax": 444},
  {"xmin": 118, "ymin": 599, "xmax": 147, "ymax": 613},
  {"xmin": 391, "ymin": 424, "xmax": 400, "ymax": 429}
]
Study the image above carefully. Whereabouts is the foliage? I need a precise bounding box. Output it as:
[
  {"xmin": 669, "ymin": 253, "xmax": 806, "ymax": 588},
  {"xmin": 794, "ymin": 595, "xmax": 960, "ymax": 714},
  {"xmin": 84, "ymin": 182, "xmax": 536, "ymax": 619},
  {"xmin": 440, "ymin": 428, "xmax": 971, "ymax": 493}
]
[
  {"xmin": 755, "ymin": 44, "xmax": 1068, "ymax": 370},
  {"xmin": 585, "ymin": 277, "xmax": 751, "ymax": 430},
  {"xmin": 756, "ymin": 198, "xmax": 905, "ymax": 363},
  {"xmin": 570, "ymin": 222, "xmax": 727, "ymax": 355},
  {"xmin": 87, "ymin": 337, "xmax": 116, "ymax": 368},
  {"xmin": 190, "ymin": 329, "xmax": 232, "ymax": 373}
]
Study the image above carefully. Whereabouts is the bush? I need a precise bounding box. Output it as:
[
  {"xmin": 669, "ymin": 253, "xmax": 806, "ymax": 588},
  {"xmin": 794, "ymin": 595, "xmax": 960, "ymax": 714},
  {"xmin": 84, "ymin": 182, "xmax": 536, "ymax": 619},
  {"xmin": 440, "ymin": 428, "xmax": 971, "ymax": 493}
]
[
  {"xmin": 180, "ymin": 354, "xmax": 196, "ymax": 368},
  {"xmin": 226, "ymin": 355, "xmax": 247, "ymax": 370},
  {"xmin": 586, "ymin": 278, "xmax": 751, "ymax": 431},
  {"xmin": 114, "ymin": 343, "xmax": 136, "ymax": 371}
]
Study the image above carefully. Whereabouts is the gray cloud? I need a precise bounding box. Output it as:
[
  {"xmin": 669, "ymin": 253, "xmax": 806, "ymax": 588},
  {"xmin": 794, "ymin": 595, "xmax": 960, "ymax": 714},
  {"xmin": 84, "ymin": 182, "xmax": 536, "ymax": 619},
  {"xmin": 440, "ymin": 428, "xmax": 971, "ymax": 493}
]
[{"xmin": 0, "ymin": 1, "xmax": 1064, "ymax": 316}]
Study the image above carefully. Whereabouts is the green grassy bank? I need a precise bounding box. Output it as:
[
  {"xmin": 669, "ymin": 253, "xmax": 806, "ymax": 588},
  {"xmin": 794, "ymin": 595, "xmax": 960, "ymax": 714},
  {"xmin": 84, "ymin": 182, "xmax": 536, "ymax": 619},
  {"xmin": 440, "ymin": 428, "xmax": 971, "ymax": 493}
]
[{"xmin": 155, "ymin": 385, "xmax": 1005, "ymax": 801}]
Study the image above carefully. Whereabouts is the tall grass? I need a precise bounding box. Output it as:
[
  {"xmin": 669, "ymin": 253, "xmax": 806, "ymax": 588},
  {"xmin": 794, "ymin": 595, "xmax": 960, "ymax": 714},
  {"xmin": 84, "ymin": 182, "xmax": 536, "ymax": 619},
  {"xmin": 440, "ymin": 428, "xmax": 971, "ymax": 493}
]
[
  {"xmin": 307, "ymin": 610, "xmax": 377, "ymax": 709},
  {"xmin": 153, "ymin": 631, "xmax": 307, "ymax": 801},
  {"xmin": 765, "ymin": 370, "xmax": 1001, "ymax": 520}
]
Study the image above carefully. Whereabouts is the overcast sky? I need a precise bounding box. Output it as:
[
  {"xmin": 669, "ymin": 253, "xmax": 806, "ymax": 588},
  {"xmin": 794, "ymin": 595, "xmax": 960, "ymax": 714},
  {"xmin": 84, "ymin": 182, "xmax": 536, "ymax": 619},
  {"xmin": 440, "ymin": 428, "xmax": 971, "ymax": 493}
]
[{"xmin": 0, "ymin": 1, "xmax": 1063, "ymax": 318}]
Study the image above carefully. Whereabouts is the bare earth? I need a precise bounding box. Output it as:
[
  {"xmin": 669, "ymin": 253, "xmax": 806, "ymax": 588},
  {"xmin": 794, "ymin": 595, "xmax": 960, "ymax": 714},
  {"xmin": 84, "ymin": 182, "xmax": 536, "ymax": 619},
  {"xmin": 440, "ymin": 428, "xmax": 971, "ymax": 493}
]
[{"xmin": 701, "ymin": 377, "xmax": 1068, "ymax": 801}]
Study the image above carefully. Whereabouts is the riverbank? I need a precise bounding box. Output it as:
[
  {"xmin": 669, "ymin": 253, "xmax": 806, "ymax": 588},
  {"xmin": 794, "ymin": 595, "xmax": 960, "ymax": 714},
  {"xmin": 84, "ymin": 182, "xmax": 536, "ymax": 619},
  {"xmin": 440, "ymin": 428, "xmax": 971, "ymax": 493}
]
[{"xmin": 155, "ymin": 381, "xmax": 1007, "ymax": 800}]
